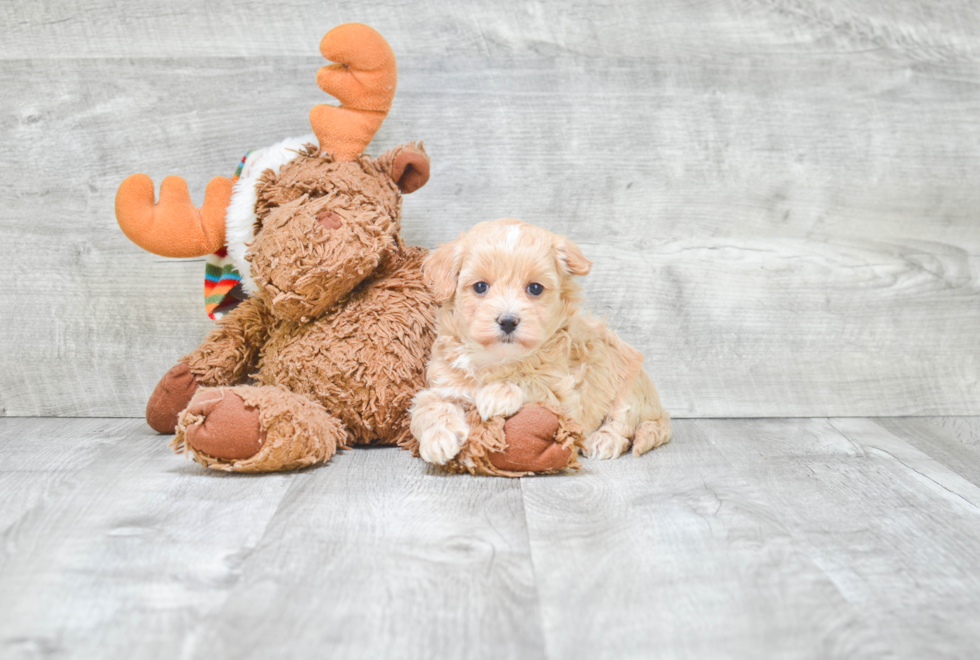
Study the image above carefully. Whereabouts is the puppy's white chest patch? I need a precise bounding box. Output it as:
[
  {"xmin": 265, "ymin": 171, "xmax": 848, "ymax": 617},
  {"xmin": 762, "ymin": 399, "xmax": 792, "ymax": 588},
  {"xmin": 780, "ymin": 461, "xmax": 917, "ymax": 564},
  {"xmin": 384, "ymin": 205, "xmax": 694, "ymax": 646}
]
[{"xmin": 452, "ymin": 353, "xmax": 473, "ymax": 371}]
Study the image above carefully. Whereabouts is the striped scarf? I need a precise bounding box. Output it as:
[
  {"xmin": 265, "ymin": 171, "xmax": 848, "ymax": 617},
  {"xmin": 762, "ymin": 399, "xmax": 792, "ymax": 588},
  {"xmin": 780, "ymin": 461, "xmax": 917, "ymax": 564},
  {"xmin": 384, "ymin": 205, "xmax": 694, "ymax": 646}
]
[{"xmin": 204, "ymin": 152, "xmax": 251, "ymax": 320}]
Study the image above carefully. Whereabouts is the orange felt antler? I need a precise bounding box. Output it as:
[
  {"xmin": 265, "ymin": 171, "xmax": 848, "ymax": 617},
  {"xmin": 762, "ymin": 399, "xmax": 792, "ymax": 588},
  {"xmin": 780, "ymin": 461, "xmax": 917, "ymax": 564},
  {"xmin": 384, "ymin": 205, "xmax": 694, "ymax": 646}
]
[
  {"xmin": 310, "ymin": 23, "xmax": 397, "ymax": 161},
  {"xmin": 115, "ymin": 173, "xmax": 231, "ymax": 258}
]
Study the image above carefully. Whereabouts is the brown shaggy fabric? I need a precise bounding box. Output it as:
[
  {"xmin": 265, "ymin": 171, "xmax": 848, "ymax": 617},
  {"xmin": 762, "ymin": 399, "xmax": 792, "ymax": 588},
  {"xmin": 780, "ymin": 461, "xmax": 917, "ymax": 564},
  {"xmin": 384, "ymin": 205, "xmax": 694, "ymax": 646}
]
[
  {"xmin": 255, "ymin": 145, "xmax": 401, "ymax": 225},
  {"xmin": 185, "ymin": 296, "xmax": 273, "ymax": 387},
  {"xmin": 146, "ymin": 361, "xmax": 200, "ymax": 433},
  {"xmin": 249, "ymin": 193, "xmax": 397, "ymax": 322},
  {"xmin": 442, "ymin": 402, "xmax": 584, "ymax": 477},
  {"xmin": 174, "ymin": 385, "xmax": 347, "ymax": 472},
  {"xmin": 257, "ymin": 245, "xmax": 435, "ymax": 449},
  {"xmin": 170, "ymin": 146, "xmax": 435, "ymax": 472}
]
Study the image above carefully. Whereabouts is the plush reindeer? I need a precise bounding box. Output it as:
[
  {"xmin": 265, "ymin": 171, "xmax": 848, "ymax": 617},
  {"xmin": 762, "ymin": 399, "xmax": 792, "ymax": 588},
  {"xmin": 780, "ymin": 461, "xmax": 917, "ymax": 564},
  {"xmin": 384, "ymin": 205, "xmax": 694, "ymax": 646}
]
[{"xmin": 115, "ymin": 24, "xmax": 582, "ymax": 474}]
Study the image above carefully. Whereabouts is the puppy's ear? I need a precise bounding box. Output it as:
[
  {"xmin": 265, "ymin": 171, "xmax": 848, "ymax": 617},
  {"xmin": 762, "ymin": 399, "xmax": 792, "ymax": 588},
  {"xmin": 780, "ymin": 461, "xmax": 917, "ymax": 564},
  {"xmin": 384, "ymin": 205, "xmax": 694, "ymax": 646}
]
[
  {"xmin": 555, "ymin": 237, "xmax": 592, "ymax": 276},
  {"xmin": 423, "ymin": 235, "xmax": 464, "ymax": 303}
]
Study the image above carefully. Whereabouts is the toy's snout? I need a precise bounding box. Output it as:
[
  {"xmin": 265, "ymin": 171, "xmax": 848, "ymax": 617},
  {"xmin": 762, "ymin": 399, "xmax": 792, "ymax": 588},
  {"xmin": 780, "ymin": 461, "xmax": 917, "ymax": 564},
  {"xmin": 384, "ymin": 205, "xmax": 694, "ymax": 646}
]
[
  {"xmin": 247, "ymin": 196, "xmax": 395, "ymax": 322},
  {"xmin": 317, "ymin": 209, "xmax": 343, "ymax": 230}
]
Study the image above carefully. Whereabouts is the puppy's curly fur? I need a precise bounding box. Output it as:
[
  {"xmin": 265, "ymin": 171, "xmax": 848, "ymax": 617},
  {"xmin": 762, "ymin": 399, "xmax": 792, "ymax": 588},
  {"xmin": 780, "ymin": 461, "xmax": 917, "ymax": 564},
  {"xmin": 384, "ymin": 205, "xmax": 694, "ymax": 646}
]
[{"xmin": 411, "ymin": 218, "xmax": 671, "ymax": 466}]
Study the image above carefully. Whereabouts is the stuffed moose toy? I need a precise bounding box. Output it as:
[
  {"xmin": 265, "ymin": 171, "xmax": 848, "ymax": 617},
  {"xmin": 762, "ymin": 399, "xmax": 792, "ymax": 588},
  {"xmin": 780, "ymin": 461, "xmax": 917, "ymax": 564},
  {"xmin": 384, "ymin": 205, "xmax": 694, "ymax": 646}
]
[{"xmin": 114, "ymin": 23, "xmax": 584, "ymax": 475}]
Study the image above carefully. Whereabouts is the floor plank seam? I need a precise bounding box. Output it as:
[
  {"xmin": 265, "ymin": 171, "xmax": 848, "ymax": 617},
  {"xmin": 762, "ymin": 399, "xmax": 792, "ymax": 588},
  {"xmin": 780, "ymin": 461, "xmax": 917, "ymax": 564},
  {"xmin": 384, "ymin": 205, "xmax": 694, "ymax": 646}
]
[
  {"xmin": 693, "ymin": 419, "xmax": 880, "ymax": 628},
  {"xmin": 518, "ymin": 477, "xmax": 552, "ymax": 660},
  {"xmin": 176, "ymin": 471, "xmax": 301, "ymax": 654}
]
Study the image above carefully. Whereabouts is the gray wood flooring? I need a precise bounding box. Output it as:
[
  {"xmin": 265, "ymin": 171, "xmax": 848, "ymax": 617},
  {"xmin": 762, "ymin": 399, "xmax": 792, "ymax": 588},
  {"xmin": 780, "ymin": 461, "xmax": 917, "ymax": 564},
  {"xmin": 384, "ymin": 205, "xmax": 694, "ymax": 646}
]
[{"xmin": 2, "ymin": 416, "xmax": 979, "ymax": 659}]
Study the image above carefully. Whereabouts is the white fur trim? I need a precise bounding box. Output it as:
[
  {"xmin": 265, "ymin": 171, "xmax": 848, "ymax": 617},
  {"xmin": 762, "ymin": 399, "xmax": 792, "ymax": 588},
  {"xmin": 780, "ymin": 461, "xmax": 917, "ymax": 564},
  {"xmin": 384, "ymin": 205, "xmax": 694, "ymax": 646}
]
[{"xmin": 225, "ymin": 133, "xmax": 316, "ymax": 293}]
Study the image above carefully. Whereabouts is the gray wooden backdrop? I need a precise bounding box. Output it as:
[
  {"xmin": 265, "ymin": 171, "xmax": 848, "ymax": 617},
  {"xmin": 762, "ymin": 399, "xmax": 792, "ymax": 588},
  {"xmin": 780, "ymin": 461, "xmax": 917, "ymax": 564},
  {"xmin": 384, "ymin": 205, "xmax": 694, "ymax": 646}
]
[{"xmin": 1, "ymin": 0, "xmax": 978, "ymax": 418}]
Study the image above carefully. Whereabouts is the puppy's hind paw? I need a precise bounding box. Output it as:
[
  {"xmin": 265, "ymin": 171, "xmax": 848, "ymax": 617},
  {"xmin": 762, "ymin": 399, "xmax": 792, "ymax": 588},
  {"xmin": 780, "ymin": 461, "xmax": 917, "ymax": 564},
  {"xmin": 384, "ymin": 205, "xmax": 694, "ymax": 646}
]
[
  {"xmin": 419, "ymin": 425, "xmax": 468, "ymax": 466},
  {"xmin": 584, "ymin": 428, "xmax": 631, "ymax": 460},
  {"xmin": 632, "ymin": 417, "xmax": 672, "ymax": 456}
]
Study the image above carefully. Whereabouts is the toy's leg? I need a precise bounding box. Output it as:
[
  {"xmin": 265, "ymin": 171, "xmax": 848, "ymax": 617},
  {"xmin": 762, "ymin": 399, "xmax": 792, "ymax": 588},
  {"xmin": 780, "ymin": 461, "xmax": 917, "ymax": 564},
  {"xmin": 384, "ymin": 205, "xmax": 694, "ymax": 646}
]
[
  {"xmin": 490, "ymin": 406, "xmax": 578, "ymax": 472},
  {"xmin": 146, "ymin": 362, "xmax": 199, "ymax": 433},
  {"xmin": 173, "ymin": 385, "xmax": 347, "ymax": 472},
  {"xmin": 447, "ymin": 404, "xmax": 583, "ymax": 477}
]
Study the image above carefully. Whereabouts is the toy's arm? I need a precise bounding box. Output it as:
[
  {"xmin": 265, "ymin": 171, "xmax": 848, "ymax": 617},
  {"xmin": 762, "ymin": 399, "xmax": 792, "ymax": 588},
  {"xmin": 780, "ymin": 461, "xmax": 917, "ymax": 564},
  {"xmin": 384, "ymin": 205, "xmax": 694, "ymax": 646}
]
[
  {"xmin": 184, "ymin": 295, "xmax": 273, "ymax": 387},
  {"xmin": 145, "ymin": 296, "xmax": 270, "ymax": 434}
]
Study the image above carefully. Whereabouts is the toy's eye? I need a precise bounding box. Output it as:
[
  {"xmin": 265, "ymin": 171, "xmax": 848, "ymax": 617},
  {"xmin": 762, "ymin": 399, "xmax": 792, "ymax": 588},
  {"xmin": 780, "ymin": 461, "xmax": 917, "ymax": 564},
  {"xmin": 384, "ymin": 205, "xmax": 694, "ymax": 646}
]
[
  {"xmin": 473, "ymin": 282, "xmax": 489, "ymax": 294},
  {"xmin": 526, "ymin": 282, "xmax": 544, "ymax": 296}
]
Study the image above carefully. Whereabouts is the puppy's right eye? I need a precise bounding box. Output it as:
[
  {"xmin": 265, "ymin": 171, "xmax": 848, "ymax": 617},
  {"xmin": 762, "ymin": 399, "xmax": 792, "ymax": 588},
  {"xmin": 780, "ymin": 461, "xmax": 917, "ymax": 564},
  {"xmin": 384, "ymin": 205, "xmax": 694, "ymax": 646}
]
[{"xmin": 473, "ymin": 282, "xmax": 489, "ymax": 294}]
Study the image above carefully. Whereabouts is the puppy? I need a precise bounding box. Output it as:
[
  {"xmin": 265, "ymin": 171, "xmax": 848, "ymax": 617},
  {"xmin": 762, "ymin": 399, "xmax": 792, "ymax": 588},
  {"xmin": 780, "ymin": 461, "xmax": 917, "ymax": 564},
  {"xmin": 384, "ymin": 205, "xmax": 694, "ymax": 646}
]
[{"xmin": 410, "ymin": 218, "xmax": 671, "ymax": 467}]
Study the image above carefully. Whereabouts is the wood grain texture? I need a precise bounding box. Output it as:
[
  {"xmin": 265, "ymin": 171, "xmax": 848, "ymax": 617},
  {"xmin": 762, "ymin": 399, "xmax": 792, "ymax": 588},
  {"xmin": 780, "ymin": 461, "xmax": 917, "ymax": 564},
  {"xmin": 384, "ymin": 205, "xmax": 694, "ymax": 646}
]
[
  {"xmin": 523, "ymin": 417, "xmax": 980, "ymax": 659},
  {"xmin": 876, "ymin": 416, "xmax": 980, "ymax": 488},
  {"xmin": 5, "ymin": 417, "xmax": 980, "ymax": 658},
  {"xmin": 521, "ymin": 420, "xmax": 891, "ymax": 659},
  {"xmin": 699, "ymin": 417, "xmax": 980, "ymax": 659},
  {"xmin": 1, "ymin": 1, "xmax": 979, "ymax": 417},
  {"xmin": 184, "ymin": 448, "xmax": 545, "ymax": 660},
  {"xmin": 0, "ymin": 418, "xmax": 295, "ymax": 659},
  {"xmin": 0, "ymin": 419, "xmax": 544, "ymax": 660},
  {"xmin": 2, "ymin": 0, "xmax": 977, "ymax": 60}
]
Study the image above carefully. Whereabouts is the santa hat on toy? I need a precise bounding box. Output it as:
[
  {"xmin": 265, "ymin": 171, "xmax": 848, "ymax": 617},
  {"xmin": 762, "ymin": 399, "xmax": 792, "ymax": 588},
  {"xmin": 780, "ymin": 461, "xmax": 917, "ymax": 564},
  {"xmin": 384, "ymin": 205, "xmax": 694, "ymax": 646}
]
[{"xmin": 114, "ymin": 23, "xmax": 417, "ymax": 319}]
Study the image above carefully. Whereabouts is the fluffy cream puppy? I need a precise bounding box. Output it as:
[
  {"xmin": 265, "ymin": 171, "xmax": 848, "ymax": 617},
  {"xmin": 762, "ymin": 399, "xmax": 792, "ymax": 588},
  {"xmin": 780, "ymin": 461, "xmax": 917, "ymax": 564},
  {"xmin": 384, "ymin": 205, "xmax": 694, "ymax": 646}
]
[{"xmin": 410, "ymin": 218, "xmax": 671, "ymax": 467}]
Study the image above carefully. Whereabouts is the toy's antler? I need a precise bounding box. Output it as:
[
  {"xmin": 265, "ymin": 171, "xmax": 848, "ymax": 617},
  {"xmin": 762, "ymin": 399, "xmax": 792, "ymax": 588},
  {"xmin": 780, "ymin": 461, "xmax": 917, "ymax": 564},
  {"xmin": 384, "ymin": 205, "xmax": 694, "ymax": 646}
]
[
  {"xmin": 115, "ymin": 174, "xmax": 231, "ymax": 258},
  {"xmin": 310, "ymin": 23, "xmax": 397, "ymax": 161},
  {"xmin": 115, "ymin": 23, "xmax": 393, "ymax": 257}
]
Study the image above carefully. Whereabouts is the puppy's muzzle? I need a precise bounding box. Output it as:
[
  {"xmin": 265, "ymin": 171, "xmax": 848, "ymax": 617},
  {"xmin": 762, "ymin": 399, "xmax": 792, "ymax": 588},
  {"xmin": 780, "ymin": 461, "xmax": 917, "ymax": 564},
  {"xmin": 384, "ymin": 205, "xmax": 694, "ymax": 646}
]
[{"xmin": 497, "ymin": 314, "xmax": 520, "ymax": 335}]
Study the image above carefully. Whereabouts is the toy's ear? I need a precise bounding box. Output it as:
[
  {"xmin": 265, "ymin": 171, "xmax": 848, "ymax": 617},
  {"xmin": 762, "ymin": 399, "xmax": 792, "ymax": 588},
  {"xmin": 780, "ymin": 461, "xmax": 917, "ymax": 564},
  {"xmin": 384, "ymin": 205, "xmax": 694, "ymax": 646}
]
[
  {"xmin": 376, "ymin": 142, "xmax": 430, "ymax": 194},
  {"xmin": 554, "ymin": 237, "xmax": 592, "ymax": 276},
  {"xmin": 423, "ymin": 234, "xmax": 464, "ymax": 303}
]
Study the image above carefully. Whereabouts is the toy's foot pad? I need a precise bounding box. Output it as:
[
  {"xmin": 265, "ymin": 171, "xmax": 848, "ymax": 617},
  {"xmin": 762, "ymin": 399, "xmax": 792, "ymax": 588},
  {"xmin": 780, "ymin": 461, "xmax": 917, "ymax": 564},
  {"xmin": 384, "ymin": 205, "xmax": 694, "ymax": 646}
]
[
  {"xmin": 183, "ymin": 389, "xmax": 265, "ymax": 460},
  {"xmin": 489, "ymin": 406, "xmax": 572, "ymax": 473},
  {"xmin": 146, "ymin": 362, "xmax": 199, "ymax": 434}
]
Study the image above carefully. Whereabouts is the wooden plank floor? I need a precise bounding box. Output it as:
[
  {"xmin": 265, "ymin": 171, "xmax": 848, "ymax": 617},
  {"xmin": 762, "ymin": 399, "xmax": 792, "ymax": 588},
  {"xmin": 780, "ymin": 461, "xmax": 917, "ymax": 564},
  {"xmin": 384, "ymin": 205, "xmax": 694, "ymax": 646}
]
[{"xmin": 2, "ymin": 418, "xmax": 979, "ymax": 659}]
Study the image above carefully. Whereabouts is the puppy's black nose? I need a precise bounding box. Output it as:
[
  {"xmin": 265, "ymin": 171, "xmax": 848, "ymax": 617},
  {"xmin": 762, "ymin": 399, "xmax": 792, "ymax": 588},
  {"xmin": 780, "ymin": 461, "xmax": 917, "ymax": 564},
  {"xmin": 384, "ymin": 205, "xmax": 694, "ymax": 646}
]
[{"xmin": 497, "ymin": 315, "xmax": 520, "ymax": 335}]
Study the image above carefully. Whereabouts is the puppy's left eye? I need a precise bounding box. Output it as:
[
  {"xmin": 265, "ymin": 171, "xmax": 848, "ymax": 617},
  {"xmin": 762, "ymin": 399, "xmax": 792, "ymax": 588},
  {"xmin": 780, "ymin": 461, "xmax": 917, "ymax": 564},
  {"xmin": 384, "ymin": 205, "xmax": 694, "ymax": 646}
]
[{"xmin": 526, "ymin": 282, "xmax": 544, "ymax": 296}]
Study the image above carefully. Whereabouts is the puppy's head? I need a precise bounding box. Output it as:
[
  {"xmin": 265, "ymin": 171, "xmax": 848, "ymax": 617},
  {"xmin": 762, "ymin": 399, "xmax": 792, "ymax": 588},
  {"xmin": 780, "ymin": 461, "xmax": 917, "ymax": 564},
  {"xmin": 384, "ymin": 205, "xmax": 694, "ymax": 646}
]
[{"xmin": 424, "ymin": 219, "xmax": 591, "ymax": 363}]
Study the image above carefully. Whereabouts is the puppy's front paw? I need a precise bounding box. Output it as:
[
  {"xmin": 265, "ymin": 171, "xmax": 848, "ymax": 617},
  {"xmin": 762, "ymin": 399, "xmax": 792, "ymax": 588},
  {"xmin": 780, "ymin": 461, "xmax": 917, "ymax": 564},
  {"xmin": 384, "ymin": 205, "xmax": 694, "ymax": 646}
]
[
  {"xmin": 584, "ymin": 428, "xmax": 631, "ymax": 460},
  {"xmin": 476, "ymin": 382, "xmax": 524, "ymax": 421},
  {"xmin": 411, "ymin": 394, "xmax": 469, "ymax": 466},
  {"xmin": 419, "ymin": 425, "xmax": 469, "ymax": 465}
]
